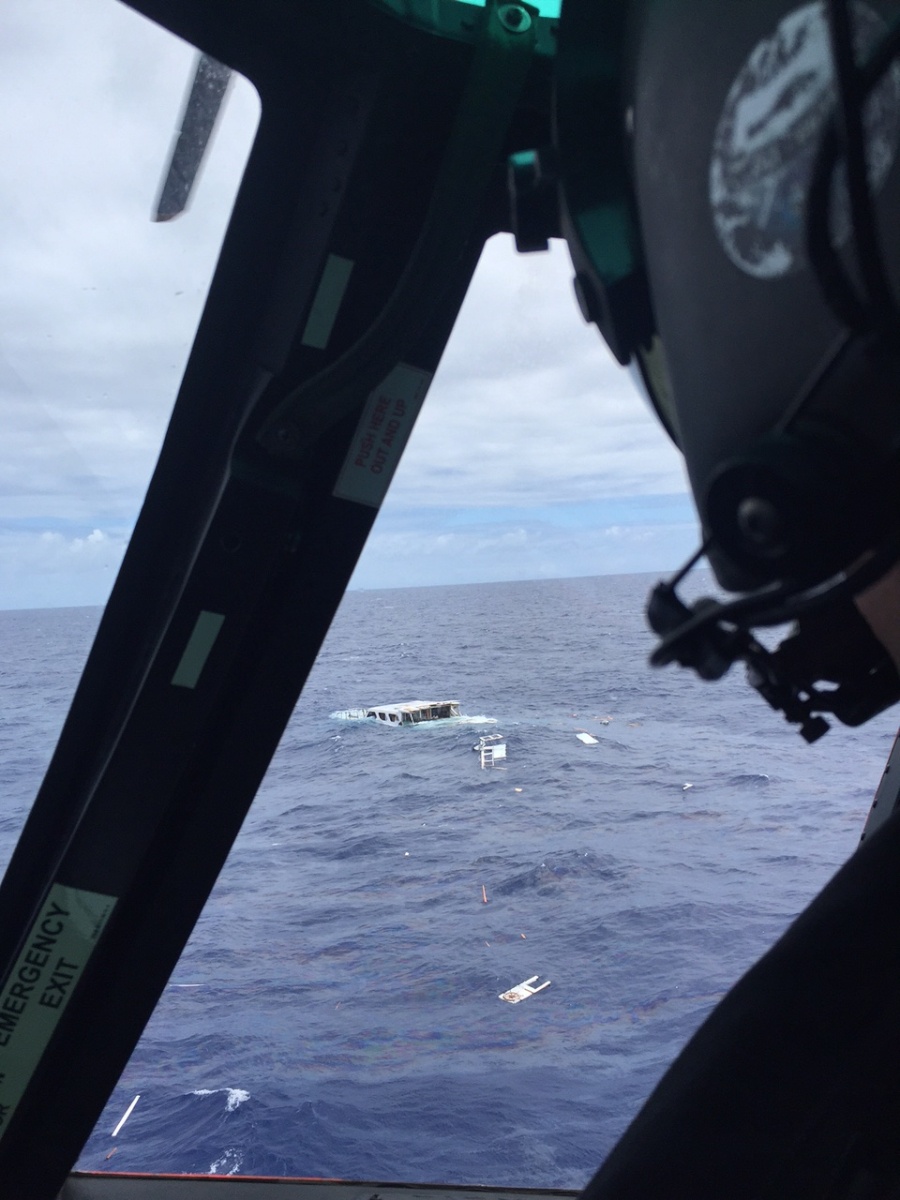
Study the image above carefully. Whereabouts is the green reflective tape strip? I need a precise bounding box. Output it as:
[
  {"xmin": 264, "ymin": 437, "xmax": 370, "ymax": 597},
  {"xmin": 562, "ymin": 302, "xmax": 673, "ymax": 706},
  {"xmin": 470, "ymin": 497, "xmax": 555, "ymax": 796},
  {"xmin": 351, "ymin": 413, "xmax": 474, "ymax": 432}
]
[
  {"xmin": 257, "ymin": 4, "xmax": 535, "ymax": 459},
  {"xmin": 0, "ymin": 884, "xmax": 116, "ymax": 1139},
  {"xmin": 171, "ymin": 610, "xmax": 225, "ymax": 689},
  {"xmin": 301, "ymin": 254, "xmax": 354, "ymax": 350}
]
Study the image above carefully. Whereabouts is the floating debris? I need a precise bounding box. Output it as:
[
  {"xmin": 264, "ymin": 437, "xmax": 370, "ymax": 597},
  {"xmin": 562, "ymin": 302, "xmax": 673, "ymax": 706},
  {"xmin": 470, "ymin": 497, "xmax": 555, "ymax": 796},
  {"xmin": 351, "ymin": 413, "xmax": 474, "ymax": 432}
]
[
  {"xmin": 112, "ymin": 1094, "xmax": 140, "ymax": 1137},
  {"xmin": 499, "ymin": 975, "xmax": 551, "ymax": 1003},
  {"xmin": 482, "ymin": 884, "xmax": 488, "ymax": 904},
  {"xmin": 475, "ymin": 733, "xmax": 507, "ymax": 768},
  {"xmin": 576, "ymin": 731, "xmax": 598, "ymax": 745}
]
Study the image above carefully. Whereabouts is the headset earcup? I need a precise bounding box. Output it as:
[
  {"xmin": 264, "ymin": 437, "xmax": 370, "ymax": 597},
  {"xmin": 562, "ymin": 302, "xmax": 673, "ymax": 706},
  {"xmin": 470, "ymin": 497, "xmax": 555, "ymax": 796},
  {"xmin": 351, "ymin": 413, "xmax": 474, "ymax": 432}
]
[{"xmin": 705, "ymin": 425, "xmax": 881, "ymax": 583}]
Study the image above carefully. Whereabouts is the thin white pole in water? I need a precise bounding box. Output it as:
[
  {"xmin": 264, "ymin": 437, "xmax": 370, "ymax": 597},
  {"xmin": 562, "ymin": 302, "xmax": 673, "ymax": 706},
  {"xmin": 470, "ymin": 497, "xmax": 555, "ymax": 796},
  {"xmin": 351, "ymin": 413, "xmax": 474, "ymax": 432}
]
[{"xmin": 111, "ymin": 1094, "xmax": 141, "ymax": 1137}]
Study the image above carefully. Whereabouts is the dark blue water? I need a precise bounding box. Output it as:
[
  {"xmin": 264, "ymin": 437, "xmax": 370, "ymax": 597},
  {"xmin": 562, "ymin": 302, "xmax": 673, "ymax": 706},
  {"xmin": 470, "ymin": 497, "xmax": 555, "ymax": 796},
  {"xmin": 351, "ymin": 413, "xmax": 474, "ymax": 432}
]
[{"xmin": 0, "ymin": 575, "xmax": 895, "ymax": 1185}]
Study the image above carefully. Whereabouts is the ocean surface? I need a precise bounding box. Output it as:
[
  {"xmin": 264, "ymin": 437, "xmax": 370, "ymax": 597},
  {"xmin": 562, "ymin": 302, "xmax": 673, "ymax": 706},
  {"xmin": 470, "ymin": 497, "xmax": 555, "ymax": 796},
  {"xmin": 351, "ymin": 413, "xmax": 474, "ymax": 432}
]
[{"xmin": 0, "ymin": 572, "xmax": 896, "ymax": 1186}]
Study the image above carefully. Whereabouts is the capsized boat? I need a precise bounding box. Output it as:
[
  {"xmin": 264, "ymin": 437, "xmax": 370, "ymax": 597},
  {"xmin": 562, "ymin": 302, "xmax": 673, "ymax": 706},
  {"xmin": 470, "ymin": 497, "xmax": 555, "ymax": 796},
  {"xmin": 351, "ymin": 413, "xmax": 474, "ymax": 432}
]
[{"xmin": 333, "ymin": 700, "xmax": 461, "ymax": 726}]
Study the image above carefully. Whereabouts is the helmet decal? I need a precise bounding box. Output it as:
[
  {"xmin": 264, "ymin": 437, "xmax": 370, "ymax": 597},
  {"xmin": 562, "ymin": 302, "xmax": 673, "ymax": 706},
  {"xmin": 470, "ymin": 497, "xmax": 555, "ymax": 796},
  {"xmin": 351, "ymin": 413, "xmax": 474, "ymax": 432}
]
[{"xmin": 709, "ymin": 1, "xmax": 900, "ymax": 278}]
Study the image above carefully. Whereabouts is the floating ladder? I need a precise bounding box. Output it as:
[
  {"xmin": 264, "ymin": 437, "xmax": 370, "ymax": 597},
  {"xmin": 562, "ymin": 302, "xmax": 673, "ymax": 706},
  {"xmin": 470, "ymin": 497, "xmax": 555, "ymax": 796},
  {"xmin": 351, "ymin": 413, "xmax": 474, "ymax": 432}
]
[{"xmin": 476, "ymin": 733, "xmax": 507, "ymax": 769}]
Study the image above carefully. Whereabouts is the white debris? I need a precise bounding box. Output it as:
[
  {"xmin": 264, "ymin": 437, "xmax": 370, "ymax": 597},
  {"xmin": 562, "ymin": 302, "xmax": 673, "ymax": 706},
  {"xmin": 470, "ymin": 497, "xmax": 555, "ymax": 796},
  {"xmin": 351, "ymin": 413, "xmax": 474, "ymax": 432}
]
[
  {"xmin": 576, "ymin": 732, "xmax": 598, "ymax": 745},
  {"xmin": 111, "ymin": 1094, "xmax": 141, "ymax": 1137},
  {"xmin": 475, "ymin": 733, "xmax": 507, "ymax": 768},
  {"xmin": 499, "ymin": 975, "xmax": 551, "ymax": 1003}
]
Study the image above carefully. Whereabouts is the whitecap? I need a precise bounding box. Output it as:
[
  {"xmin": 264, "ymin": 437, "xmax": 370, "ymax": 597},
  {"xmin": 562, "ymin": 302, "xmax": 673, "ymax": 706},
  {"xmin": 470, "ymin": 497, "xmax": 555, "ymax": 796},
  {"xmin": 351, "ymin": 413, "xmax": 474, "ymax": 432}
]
[
  {"xmin": 192, "ymin": 1087, "xmax": 250, "ymax": 1112},
  {"xmin": 208, "ymin": 1148, "xmax": 242, "ymax": 1176}
]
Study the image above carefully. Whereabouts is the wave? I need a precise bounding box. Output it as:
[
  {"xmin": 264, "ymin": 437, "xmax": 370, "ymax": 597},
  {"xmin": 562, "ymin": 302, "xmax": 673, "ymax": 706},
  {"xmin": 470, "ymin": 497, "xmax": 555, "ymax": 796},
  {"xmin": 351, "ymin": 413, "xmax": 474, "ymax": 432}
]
[
  {"xmin": 192, "ymin": 1087, "xmax": 251, "ymax": 1113},
  {"xmin": 493, "ymin": 850, "xmax": 626, "ymax": 895},
  {"xmin": 208, "ymin": 1148, "xmax": 243, "ymax": 1175}
]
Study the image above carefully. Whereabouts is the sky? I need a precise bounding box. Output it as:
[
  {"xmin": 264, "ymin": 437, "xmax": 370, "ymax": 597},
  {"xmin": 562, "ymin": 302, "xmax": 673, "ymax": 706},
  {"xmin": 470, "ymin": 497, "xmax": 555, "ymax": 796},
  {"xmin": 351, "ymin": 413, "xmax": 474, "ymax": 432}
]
[{"xmin": 0, "ymin": 0, "xmax": 697, "ymax": 610}]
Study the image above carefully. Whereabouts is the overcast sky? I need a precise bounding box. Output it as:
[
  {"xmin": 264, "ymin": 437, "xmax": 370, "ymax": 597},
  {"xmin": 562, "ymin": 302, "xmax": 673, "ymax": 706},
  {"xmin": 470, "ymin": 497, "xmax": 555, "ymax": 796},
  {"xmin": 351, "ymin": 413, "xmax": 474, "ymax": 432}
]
[{"xmin": 0, "ymin": 0, "xmax": 696, "ymax": 610}]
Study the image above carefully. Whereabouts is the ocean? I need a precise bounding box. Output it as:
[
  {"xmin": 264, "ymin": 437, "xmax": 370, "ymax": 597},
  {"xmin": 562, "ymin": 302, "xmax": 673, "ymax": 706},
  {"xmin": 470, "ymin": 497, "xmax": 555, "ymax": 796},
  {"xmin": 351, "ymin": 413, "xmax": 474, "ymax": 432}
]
[{"xmin": 0, "ymin": 573, "xmax": 896, "ymax": 1185}]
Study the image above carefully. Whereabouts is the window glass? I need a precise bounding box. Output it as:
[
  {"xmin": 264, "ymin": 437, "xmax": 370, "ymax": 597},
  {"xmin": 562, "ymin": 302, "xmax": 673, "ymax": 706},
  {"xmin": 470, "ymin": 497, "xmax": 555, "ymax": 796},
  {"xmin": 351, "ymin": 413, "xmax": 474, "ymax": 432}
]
[
  {"xmin": 2, "ymin": 0, "xmax": 894, "ymax": 1189},
  {"xmin": 0, "ymin": 0, "xmax": 258, "ymax": 613},
  {"xmin": 76, "ymin": 236, "xmax": 896, "ymax": 1182},
  {"xmin": 0, "ymin": 0, "xmax": 258, "ymax": 954}
]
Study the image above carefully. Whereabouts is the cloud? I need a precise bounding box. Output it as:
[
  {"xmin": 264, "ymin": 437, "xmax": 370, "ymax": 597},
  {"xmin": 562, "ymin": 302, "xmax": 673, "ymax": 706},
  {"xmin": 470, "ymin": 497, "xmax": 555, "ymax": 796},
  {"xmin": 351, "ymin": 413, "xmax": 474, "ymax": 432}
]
[
  {"xmin": 0, "ymin": 0, "xmax": 260, "ymax": 530},
  {"xmin": 360, "ymin": 238, "xmax": 697, "ymax": 585},
  {"xmin": 351, "ymin": 498, "xmax": 698, "ymax": 589},
  {"xmin": 0, "ymin": 3, "xmax": 691, "ymax": 605},
  {"xmin": 0, "ymin": 524, "xmax": 129, "ymax": 609},
  {"xmin": 387, "ymin": 237, "xmax": 689, "ymax": 509}
]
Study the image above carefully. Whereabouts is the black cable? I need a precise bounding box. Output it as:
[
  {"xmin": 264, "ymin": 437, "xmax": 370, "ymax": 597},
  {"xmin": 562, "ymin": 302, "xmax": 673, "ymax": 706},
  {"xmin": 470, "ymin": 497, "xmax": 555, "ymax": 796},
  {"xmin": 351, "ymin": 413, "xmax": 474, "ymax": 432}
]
[
  {"xmin": 742, "ymin": 534, "xmax": 900, "ymax": 626},
  {"xmin": 807, "ymin": 11, "xmax": 900, "ymax": 330},
  {"xmin": 668, "ymin": 539, "xmax": 710, "ymax": 588},
  {"xmin": 807, "ymin": 124, "xmax": 871, "ymax": 329},
  {"xmin": 772, "ymin": 327, "xmax": 854, "ymax": 434},
  {"xmin": 825, "ymin": 0, "xmax": 895, "ymax": 314},
  {"xmin": 649, "ymin": 582, "xmax": 788, "ymax": 666},
  {"xmin": 650, "ymin": 531, "xmax": 900, "ymax": 667}
]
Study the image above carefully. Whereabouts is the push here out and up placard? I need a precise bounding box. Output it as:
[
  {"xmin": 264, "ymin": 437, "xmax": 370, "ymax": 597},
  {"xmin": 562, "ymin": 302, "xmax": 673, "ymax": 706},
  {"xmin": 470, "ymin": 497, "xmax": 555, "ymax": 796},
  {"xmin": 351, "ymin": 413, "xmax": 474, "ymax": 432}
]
[{"xmin": 332, "ymin": 363, "xmax": 433, "ymax": 508}]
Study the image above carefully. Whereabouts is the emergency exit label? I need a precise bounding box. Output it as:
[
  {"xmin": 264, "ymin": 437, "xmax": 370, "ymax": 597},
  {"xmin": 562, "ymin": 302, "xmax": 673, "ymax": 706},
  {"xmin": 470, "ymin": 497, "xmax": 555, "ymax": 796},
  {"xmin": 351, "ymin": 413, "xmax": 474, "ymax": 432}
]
[
  {"xmin": 333, "ymin": 362, "xmax": 433, "ymax": 508},
  {"xmin": 0, "ymin": 883, "xmax": 116, "ymax": 1138}
]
